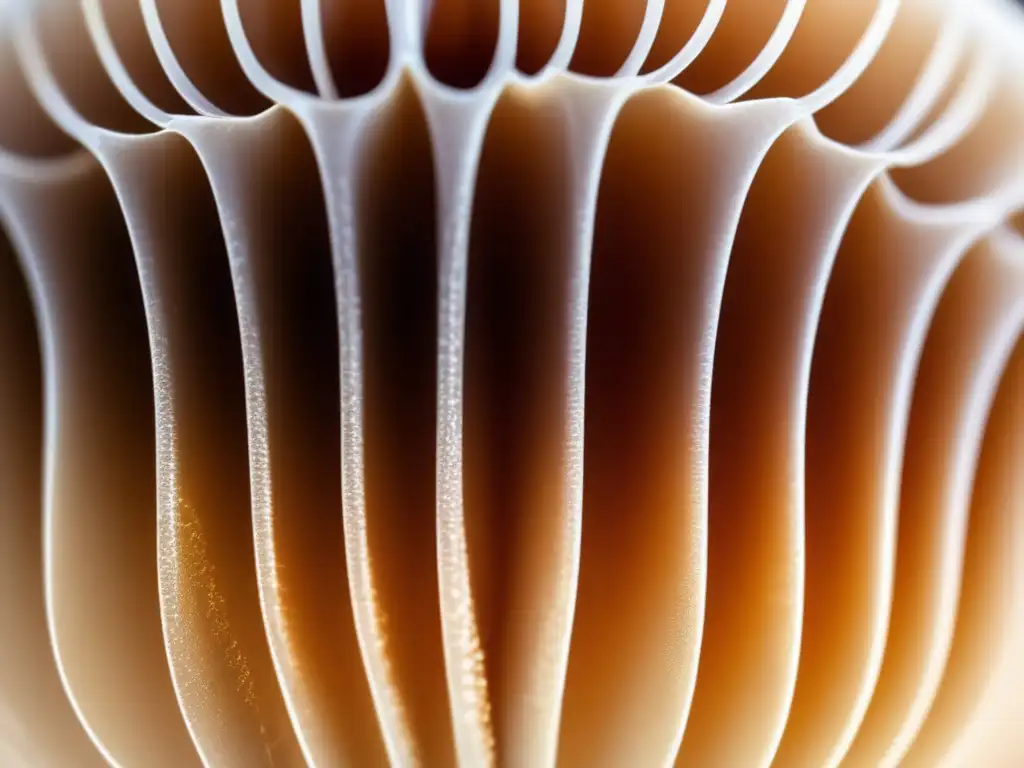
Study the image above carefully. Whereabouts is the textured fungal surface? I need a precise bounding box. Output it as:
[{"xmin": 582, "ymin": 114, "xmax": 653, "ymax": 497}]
[{"xmin": 1, "ymin": 0, "xmax": 1024, "ymax": 766}]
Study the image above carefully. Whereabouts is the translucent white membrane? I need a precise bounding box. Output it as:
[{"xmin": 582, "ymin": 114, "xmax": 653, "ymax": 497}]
[
  {"xmin": 0, "ymin": 159, "xmax": 106, "ymax": 768},
  {"xmin": 1, "ymin": 0, "xmax": 1024, "ymax": 767},
  {"xmin": 0, "ymin": 144, "xmax": 199, "ymax": 767}
]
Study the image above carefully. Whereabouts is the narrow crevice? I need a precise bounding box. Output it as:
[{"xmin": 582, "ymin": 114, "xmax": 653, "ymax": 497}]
[
  {"xmin": 94, "ymin": 0, "xmax": 192, "ymax": 115},
  {"xmin": 31, "ymin": 3, "xmax": 156, "ymax": 134},
  {"xmin": 0, "ymin": 36, "xmax": 78, "ymax": 156},
  {"xmin": 424, "ymin": 0, "xmax": 500, "ymax": 88},
  {"xmin": 462, "ymin": 85, "xmax": 572, "ymax": 763},
  {"xmin": 356, "ymin": 79, "xmax": 455, "ymax": 764},
  {"xmin": 149, "ymin": 0, "xmax": 268, "ymax": 114},
  {"xmin": 319, "ymin": 0, "xmax": 391, "ymax": 97}
]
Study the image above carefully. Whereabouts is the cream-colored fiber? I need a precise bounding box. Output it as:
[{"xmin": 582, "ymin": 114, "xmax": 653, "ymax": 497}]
[{"xmin": 1, "ymin": 1, "xmax": 1024, "ymax": 767}]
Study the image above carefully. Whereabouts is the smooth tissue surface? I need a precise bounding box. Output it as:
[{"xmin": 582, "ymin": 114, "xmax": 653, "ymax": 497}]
[{"xmin": 1, "ymin": 0, "xmax": 1024, "ymax": 766}]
